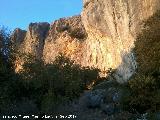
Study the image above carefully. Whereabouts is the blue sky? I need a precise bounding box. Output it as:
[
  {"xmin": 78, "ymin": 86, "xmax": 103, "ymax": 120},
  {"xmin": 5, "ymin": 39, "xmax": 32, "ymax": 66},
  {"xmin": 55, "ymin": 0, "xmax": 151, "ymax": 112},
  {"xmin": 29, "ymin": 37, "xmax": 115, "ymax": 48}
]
[{"xmin": 0, "ymin": 0, "xmax": 83, "ymax": 31}]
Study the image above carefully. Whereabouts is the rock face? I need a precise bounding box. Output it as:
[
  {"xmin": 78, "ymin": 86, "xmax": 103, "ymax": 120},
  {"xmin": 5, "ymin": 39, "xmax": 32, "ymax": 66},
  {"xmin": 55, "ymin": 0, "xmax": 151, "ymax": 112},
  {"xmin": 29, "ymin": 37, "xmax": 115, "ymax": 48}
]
[
  {"xmin": 12, "ymin": 23, "xmax": 50, "ymax": 72},
  {"xmin": 11, "ymin": 28, "xmax": 26, "ymax": 50},
  {"xmin": 22, "ymin": 22, "xmax": 50, "ymax": 59},
  {"xmin": 43, "ymin": 15, "xmax": 87, "ymax": 64},
  {"xmin": 12, "ymin": 0, "xmax": 160, "ymax": 83},
  {"xmin": 81, "ymin": 0, "xmax": 160, "ymax": 82}
]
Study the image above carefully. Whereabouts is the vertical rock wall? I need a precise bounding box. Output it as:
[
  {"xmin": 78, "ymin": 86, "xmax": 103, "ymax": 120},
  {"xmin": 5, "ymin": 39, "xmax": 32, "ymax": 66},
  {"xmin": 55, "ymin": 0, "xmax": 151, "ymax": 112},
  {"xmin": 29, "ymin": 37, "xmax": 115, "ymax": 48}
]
[
  {"xmin": 43, "ymin": 16, "xmax": 87, "ymax": 64},
  {"xmin": 22, "ymin": 22, "xmax": 50, "ymax": 59},
  {"xmin": 12, "ymin": 0, "xmax": 160, "ymax": 83},
  {"xmin": 81, "ymin": 0, "xmax": 160, "ymax": 82}
]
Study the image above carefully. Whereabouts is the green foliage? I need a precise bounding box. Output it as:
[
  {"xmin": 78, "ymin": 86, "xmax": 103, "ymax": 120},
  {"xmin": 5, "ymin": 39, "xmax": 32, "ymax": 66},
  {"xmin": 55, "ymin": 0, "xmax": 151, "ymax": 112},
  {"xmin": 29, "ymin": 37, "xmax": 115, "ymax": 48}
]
[
  {"xmin": 56, "ymin": 21, "xmax": 87, "ymax": 40},
  {"xmin": 1, "ymin": 50, "xmax": 99, "ymax": 114},
  {"xmin": 0, "ymin": 36, "xmax": 90, "ymax": 113},
  {"xmin": 69, "ymin": 27, "xmax": 87, "ymax": 39},
  {"xmin": 124, "ymin": 74, "xmax": 160, "ymax": 113},
  {"xmin": 135, "ymin": 11, "xmax": 160, "ymax": 74},
  {"xmin": 0, "ymin": 26, "xmax": 19, "ymax": 112},
  {"xmin": 124, "ymin": 11, "xmax": 160, "ymax": 114},
  {"xmin": 17, "ymin": 54, "xmax": 99, "ymax": 113},
  {"xmin": 0, "ymin": 26, "xmax": 11, "ymax": 61}
]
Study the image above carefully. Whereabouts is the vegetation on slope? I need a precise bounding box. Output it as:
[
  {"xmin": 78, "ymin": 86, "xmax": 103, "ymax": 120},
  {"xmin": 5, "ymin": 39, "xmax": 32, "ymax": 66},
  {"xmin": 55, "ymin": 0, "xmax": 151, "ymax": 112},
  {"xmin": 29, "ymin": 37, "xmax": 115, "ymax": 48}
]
[
  {"xmin": 124, "ymin": 10, "xmax": 160, "ymax": 114},
  {"xmin": 0, "ymin": 26, "xmax": 100, "ymax": 114}
]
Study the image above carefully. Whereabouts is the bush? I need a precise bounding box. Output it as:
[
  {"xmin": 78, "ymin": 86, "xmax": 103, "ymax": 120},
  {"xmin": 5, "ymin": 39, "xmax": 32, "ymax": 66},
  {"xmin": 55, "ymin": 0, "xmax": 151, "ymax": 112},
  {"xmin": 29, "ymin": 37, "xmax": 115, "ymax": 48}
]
[
  {"xmin": 124, "ymin": 10, "xmax": 160, "ymax": 114},
  {"xmin": 69, "ymin": 28, "xmax": 87, "ymax": 39},
  {"xmin": 17, "ymin": 54, "xmax": 99, "ymax": 113},
  {"xmin": 135, "ymin": 11, "xmax": 160, "ymax": 74},
  {"xmin": 0, "ymin": 26, "xmax": 21, "ymax": 113},
  {"xmin": 124, "ymin": 74, "xmax": 160, "ymax": 113}
]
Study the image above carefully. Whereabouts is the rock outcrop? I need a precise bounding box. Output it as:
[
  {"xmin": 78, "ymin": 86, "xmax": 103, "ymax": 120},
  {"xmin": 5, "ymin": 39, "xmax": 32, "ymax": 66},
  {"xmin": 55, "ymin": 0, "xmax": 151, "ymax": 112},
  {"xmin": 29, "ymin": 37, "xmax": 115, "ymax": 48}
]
[
  {"xmin": 22, "ymin": 22, "xmax": 50, "ymax": 59},
  {"xmin": 12, "ymin": 0, "xmax": 160, "ymax": 83},
  {"xmin": 11, "ymin": 28, "xmax": 26, "ymax": 50},
  {"xmin": 12, "ymin": 23, "xmax": 50, "ymax": 72},
  {"xmin": 81, "ymin": 0, "xmax": 160, "ymax": 82},
  {"xmin": 43, "ymin": 15, "xmax": 87, "ymax": 64}
]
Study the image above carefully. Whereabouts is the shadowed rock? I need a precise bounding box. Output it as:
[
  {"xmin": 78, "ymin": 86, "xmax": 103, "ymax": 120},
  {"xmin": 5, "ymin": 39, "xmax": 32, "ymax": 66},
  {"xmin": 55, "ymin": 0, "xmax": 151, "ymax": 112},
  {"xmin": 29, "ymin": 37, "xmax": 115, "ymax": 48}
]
[{"xmin": 11, "ymin": 28, "xmax": 26, "ymax": 50}]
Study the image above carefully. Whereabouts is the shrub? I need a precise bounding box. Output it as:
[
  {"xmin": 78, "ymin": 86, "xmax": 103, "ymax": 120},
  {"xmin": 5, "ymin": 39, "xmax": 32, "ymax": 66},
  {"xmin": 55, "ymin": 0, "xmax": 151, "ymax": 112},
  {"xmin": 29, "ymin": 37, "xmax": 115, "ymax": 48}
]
[
  {"xmin": 0, "ymin": 26, "xmax": 23, "ymax": 113},
  {"xmin": 69, "ymin": 27, "xmax": 87, "ymax": 39},
  {"xmin": 135, "ymin": 11, "xmax": 160, "ymax": 74},
  {"xmin": 124, "ymin": 10, "xmax": 160, "ymax": 114},
  {"xmin": 124, "ymin": 74, "xmax": 160, "ymax": 113},
  {"xmin": 18, "ymin": 54, "xmax": 99, "ymax": 113}
]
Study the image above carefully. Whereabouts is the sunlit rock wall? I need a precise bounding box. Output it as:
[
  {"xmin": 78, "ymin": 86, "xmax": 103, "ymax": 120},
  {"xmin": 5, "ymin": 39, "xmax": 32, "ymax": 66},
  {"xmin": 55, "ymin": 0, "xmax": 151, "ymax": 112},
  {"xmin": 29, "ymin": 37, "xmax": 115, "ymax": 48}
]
[
  {"xmin": 12, "ymin": 0, "xmax": 160, "ymax": 83},
  {"xmin": 12, "ymin": 22, "xmax": 50, "ymax": 72},
  {"xmin": 81, "ymin": 0, "xmax": 160, "ymax": 82},
  {"xmin": 43, "ymin": 15, "xmax": 87, "ymax": 64}
]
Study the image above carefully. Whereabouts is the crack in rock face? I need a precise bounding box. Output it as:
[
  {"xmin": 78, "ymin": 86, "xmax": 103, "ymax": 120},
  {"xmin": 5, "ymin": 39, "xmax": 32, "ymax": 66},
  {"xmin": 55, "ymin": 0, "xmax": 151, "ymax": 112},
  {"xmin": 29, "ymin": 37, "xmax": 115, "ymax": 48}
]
[{"xmin": 12, "ymin": 0, "xmax": 160, "ymax": 83}]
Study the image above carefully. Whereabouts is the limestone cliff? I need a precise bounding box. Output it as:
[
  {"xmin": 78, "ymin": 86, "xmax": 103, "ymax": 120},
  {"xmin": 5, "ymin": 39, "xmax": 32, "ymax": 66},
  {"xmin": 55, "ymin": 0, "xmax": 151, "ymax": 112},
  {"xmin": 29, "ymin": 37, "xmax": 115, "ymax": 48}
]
[
  {"xmin": 81, "ymin": 0, "xmax": 160, "ymax": 82},
  {"xmin": 12, "ymin": 23, "xmax": 50, "ymax": 72},
  {"xmin": 12, "ymin": 0, "xmax": 160, "ymax": 83},
  {"xmin": 11, "ymin": 28, "xmax": 26, "ymax": 50},
  {"xmin": 43, "ymin": 15, "xmax": 87, "ymax": 64}
]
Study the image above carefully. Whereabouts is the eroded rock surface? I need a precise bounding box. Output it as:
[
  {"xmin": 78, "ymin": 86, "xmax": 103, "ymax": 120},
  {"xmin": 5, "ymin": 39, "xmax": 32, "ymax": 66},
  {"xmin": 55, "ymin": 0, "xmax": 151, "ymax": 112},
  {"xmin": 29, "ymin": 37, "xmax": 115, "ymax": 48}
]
[
  {"xmin": 12, "ymin": 22, "xmax": 50, "ymax": 72},
  {"xmin": 12, "ymin": 0, "xmax": 160, "ymax": 83},
  {"xmin": 11, "ymin": 28, "xmax": 26, "ymax": 50},
  {"xmin": 81, "ymin": 0, "xmax": 160, "ymax": 82},
  {"xmin": 43, "ymin": 15, "xmax": 87, "ymax": 64},
  {"xmin": 23, "ymin": 22, "xmax": 50, "ymax": 59}
]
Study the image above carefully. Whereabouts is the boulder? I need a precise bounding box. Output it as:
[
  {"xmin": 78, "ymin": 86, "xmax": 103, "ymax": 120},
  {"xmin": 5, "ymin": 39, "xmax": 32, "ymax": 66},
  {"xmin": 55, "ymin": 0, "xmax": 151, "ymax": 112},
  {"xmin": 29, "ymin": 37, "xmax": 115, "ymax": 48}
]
[
  {"xmin": 85, "ymin": 89, "xmax": 106, "ymax": 108},
  {"xmin": 101, "ymin": 103, "xmax": 115, "ymax": 115}
]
